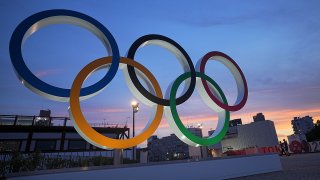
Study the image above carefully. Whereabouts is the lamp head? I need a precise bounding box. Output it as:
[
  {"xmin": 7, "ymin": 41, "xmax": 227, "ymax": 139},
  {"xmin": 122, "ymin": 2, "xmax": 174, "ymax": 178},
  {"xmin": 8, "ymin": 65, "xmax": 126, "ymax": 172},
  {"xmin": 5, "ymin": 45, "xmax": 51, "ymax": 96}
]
[{"xmin": 131, "ymin": 101, "xmax": 138, "ymax": 108}]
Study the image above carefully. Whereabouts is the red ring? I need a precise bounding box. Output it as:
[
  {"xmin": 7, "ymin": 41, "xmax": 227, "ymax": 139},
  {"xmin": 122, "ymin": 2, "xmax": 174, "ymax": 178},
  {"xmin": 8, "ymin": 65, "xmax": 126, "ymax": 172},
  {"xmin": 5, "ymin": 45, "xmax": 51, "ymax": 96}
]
[{"xmin": 199, "ymin": 51, "xmax": 248, "ymax": 111}]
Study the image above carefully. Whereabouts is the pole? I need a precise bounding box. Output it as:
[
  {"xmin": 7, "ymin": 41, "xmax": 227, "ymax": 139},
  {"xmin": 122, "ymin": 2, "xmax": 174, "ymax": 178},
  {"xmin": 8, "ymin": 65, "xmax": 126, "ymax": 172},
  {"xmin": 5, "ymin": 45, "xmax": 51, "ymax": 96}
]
[{"xmin": 132, "ymin": 107, "xmax": 135, "ymax": 160}]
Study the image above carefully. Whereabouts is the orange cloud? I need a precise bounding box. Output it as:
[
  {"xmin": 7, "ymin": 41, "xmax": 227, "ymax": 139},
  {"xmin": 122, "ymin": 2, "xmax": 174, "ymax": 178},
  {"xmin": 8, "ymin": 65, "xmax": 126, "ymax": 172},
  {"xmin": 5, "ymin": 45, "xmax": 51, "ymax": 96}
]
[
  {"xmin": 133, "ymin": 107, "xmax": 320, "ymax": 140},
  {"xmin": 94, "ymin": 108, "xmax": 128, "ymax": 113},
  {"xmin": 233, "ymin": 108, "xmax": 320, "ymax": 140}
]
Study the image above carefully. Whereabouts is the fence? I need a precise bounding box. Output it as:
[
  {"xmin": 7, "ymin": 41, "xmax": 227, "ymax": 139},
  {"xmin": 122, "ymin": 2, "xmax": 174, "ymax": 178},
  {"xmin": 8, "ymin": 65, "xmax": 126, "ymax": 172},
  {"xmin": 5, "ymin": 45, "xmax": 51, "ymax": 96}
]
[{"xmin": 0, "ymin": 151, "xmax": 120, "ymax": 178}]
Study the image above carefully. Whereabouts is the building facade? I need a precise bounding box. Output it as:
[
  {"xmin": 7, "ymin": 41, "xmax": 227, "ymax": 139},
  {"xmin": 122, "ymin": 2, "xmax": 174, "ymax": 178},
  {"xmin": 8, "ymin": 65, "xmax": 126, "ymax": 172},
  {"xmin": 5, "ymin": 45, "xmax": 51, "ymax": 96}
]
[
  {"xmin": 147, "ymin": 134, "xmax": 189, "ymax": 162},
  {"xmin": 0, "ymin": 113, "xmax": 133, "ymax": 159},
  {"xmin": 207, "ymin": 119, "xmax": 242, "ymax": 157},
  {"xmin": 229, "ymin": 118, "xmax": 242, "ymax": 127},
  {"xmin": 220, "ymin": 120, "xmax": 278, "ymax": 152},
  {"xmin": 147, "ymin": 127, "xmax": 207, "ymax": 162},
  {"xmin": 208, "ymin": 118, "xmax": 242, "ymax": 138}
]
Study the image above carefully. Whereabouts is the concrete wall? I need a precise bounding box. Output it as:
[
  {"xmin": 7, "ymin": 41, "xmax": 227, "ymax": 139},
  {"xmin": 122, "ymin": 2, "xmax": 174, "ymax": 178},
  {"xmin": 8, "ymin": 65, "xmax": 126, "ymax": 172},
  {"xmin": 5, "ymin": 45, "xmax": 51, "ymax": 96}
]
[{"xmin": 10, "ymin": 154, "xmax": 282, "ymax": 180}]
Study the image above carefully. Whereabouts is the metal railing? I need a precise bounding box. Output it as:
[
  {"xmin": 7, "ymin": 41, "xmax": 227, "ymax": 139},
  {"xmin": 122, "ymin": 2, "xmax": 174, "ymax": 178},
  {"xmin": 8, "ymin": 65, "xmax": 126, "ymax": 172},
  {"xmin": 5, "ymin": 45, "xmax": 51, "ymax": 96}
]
[{"xmin": 0, "ymin": 114, "xmax": 127, "ymax": 128}]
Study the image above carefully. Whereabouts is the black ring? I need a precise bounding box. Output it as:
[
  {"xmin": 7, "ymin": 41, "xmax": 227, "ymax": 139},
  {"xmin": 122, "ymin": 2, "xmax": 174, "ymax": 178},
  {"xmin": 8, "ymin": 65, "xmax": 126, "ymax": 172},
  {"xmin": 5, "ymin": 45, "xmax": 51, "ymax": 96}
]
[{"xmin": 126, "ymin": 34, "xmax": 196, "ymax": 106}]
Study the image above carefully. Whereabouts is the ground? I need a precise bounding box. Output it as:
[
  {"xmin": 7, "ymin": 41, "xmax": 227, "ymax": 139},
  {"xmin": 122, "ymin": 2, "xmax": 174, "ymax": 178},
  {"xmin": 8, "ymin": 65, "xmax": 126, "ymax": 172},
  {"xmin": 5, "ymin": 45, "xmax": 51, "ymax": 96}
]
[{"xmin": 234, "ymin": 153, "xmax": 320, "ymax": 180}]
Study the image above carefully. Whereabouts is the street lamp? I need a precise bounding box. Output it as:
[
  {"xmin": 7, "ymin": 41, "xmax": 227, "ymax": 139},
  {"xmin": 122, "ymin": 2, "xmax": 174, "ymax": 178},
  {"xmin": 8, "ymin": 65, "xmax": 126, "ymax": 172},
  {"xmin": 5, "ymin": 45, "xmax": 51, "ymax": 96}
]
[{"xmin": 131, "ymin": 101, "xmax": 139, "ymax": 160}]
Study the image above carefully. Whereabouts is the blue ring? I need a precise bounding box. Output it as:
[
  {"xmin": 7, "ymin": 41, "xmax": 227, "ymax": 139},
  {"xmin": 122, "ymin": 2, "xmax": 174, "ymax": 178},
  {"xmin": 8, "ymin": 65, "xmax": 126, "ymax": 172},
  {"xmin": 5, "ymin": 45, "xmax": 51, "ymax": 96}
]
[{"xmin": 9, "ymin": 9, "xmax": 120, "ymax": 100}]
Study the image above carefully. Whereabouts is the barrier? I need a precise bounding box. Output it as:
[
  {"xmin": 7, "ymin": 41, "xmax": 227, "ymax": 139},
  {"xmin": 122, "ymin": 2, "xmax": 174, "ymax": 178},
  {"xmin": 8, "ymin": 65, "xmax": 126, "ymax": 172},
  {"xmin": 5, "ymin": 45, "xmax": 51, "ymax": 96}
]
[
  {"xmin": 9, "ymin": 154, "xmax": 282, "ymax": 180},
  {"xmin": 289, "ymin": 140, "xmax": 320, "ymax": 153},
  {"xmin": 224, "ymin": 146, "xmax": 280, "ymax": 156}
]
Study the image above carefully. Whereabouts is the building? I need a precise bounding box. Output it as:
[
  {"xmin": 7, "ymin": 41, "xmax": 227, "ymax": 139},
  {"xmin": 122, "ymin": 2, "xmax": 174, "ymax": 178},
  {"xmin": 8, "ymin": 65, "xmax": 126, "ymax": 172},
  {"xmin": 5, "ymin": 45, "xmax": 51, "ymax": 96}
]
[
  {"xmin": 207, "ymin": 115, "xmax": 279, "ymax": 157},
  {"xmin": 147, "ymin": 134, "xmax": 189, "ymax": 162},
  {"xmin": 148, "ymin": 127, "xmax": 207, "ymax": 162},
  {"xmin": 291, "ymin": 116, "xmax": 314, "ymax": 135},
  {"xmin": 221, "ymin": 120, "xmax": 278, "ymax": 152},
  {"xmin": 0, "ymin": 112, "xmax": 133, "ymax": 159},
  {"xmin": 207, "ymin": 119, "xmax": 242, "ymax": 157},
  {"xmin": 188, "ymin": 127, "xmax": 203, "ymax": 137},
  {"xmin": 253, "ymin": 113, "xmax": 265, "ymax": 122},
  {"xmin": 208, "ymin": 118, "xmax": 242, "ymax": 138},
  {"xmin": 187, "ymin": 127, "xmax": 208, "ymax": 159},
  {"xmin": 229, "ymin": 118, "xmax": 242, "ymax": 127}
]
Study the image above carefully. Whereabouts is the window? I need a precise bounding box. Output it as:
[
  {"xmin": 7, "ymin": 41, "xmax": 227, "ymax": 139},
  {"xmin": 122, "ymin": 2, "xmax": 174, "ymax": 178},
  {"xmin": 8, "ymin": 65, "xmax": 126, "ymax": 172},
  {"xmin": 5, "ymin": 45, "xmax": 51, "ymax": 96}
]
[
  {"xmin": 16, "ymin": 116, "xmax": 34, "ymax": 126},
  {"xmin": 0, "ymin": 141, "xmax": 20, "ymax": 152},
  {"xmin": 68, "ymin": 140, "xmax": 86, "ymax": 150},
  {"xmin": 36, "ymin": 140, "xmax": 56, "ymax": 151}
]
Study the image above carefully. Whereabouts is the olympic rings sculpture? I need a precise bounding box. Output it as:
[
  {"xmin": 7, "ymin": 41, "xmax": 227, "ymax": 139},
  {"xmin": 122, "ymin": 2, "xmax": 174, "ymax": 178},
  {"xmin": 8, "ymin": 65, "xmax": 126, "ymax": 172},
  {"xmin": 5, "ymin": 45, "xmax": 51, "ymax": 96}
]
[{"xmin": 10, "ymin": 9, "xmax": 248, "ymax": 149}]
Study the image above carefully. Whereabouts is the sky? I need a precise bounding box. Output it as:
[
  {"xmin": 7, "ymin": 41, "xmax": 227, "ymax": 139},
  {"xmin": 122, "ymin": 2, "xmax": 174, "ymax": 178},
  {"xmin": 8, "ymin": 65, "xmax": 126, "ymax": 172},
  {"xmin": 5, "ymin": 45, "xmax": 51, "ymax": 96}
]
[{"xmin": 1, "ymin": 1, "xmax": 320, "ymax": 147}]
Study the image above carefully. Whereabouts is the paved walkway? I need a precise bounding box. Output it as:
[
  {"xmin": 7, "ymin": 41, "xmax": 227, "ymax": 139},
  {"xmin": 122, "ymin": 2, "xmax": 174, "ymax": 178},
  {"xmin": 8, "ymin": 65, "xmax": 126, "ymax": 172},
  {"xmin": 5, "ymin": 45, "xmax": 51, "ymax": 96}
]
[{"xmin": 234, "ymin": 153, "xmax": 320, "ymax": 180}]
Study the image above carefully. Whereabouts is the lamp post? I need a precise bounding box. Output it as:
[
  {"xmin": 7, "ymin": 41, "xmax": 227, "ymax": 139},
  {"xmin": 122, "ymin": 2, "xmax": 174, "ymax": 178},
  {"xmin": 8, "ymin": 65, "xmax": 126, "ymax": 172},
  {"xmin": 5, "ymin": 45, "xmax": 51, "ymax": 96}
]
[{"xmin": 131, "ymin": 101, "xmax": 139, "ymax": 160}]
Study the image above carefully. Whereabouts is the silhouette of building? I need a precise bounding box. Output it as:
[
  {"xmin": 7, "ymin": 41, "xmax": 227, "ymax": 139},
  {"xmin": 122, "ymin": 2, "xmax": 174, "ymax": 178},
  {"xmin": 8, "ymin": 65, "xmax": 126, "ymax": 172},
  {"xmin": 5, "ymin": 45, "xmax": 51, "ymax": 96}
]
[
  {"xmin": 253, "ymin": 113, "xmax": 265, "ymax": 122},
  {"xmin": 147, "ymin": 127, "xmax": 207, "ymax": 162},
  {"xmin": 147, "ymin": 134, "xmax": 189, "ymax": 162},
  {"xmin": 208, "ymin": 118, "xmax": 242, "ymax": 138},
  {"xmin": 0, "ymin": 111, "xmax": 133, "ymax": 159},
  {"xmin": 229, "ymin": 118, "xmax": 242, "ymax": 127},
  {"xmin": 291, "ymin": 116, "xmax": 314, "ymax": 135}
]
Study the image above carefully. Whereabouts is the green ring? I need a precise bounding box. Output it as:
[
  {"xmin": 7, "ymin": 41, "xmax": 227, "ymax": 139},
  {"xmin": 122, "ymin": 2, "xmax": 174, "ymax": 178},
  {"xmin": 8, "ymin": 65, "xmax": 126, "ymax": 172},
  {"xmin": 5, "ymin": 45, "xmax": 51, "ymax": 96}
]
[{"xmin": 170, "ymin": 72, "xmax": 230, "ymax": 146}]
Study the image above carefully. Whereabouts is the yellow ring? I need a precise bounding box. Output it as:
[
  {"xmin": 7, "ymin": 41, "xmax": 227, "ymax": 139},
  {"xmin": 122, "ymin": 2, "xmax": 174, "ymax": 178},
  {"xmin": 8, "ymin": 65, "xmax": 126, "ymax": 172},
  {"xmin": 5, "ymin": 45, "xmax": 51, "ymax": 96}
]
[{"xmin": 69, "ymin": 57, "xmax": 163, "ymax": 149}]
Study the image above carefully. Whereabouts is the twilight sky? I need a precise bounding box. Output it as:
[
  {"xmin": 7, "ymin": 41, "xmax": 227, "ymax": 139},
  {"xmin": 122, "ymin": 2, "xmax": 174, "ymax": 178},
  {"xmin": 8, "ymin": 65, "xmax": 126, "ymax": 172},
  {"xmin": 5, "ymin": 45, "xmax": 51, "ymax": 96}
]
[{"xmin": 1, "ymin": 1, "xmax": 320, "ymax": 146}]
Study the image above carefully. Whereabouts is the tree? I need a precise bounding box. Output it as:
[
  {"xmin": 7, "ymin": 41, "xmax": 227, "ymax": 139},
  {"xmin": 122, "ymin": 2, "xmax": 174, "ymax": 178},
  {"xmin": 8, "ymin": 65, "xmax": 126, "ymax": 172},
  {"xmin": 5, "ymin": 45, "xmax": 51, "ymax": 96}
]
[{"xmin": 306, "ymin": 120, "xmax": 320, "ymax": 142}]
